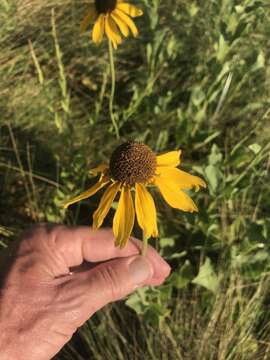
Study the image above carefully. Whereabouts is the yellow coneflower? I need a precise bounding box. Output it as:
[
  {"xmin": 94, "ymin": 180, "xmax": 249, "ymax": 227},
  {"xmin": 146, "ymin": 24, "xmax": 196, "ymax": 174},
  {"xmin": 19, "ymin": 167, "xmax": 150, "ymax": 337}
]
[
  {"xmin": 64, "ymin": 142, "xmax": 206, "ymax": 250},
  {"xmin": 80, "ymin": 0, "xmax": 143, "ymax": 48}
]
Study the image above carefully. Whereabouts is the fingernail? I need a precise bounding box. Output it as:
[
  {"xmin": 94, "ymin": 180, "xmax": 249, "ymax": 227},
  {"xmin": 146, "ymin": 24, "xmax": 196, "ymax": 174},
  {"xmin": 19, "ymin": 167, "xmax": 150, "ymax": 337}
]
[{"xmin": 129, "ymin": 256, "xmax": 152, "ymax": 286}]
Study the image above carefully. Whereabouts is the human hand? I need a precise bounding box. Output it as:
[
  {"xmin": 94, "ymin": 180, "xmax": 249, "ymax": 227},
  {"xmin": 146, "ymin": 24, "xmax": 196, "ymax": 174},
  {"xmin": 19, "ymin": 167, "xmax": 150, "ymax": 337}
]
[{"xmin": 0, "ymin": 225, "xmax": 170, "ymax": 360}]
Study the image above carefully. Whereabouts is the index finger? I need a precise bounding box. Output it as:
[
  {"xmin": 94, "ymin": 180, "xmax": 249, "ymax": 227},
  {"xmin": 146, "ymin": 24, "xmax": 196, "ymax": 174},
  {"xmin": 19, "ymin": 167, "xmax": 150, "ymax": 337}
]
[
  {"xmin": 52, "ymin": 226, "xmax": 170, "ymax": 286},
  {"xmin": 54, "ymin": 226, "xmax": 140, "ymax": 268}
]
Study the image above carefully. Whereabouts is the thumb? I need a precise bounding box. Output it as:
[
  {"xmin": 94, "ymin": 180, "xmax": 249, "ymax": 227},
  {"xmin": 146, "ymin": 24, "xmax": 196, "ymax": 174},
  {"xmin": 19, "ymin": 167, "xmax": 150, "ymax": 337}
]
[{"xmin": 75, "ymin": 255, "xmax": 153, "ymax": 318}]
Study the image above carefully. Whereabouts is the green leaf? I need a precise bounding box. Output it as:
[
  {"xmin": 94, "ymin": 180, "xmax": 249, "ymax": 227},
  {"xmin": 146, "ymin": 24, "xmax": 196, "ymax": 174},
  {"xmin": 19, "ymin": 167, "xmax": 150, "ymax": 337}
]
[
  {"xmin": 171, "ymin": 260, "xmax": 193, "ymax": 289},
  {"xmin": 125, "ymin": 288, "xmax": 148, "ymax": 315},
  {"xmin": 249, "ymin": 250, "xmax": 269, "ymax": 264},
  {"xmin": 205, "ymin": 165, "xmax": 219, "ymax": 192},
  {"xmin": 227, "ymin": 13, "xmax": 239, "ymax": 34},
  {"xmin": 170, "ymin": 251, "xmax": 187, "ymax": 260},
  {"xmin": 159, "ymin": 237, "xmax": 175, "ymax": 248},
  {"xmin": 251, "ymin": 51, "xmax": 265, "ymax": 72},
  {"xmin": 217, "ymin": 35, "xmax": 229, "ymax": 62},
  {"xmin": 145, "ymin": 304, "xmax": 171, "ymax": 328},
  {"xmin": 191, "ymin": 85, "xmax": 205, "ymax": 107},
  {"xmin": 248, "ymin": 143, "xmax": 262, "ymax": 154},
  {"xmin": 192, "ymin": 258, "xmax": 219, "ymax": 293},
  {"xmin": 235, "ymin": 5, "xmax": 245, "ymax": 14},
  {"xmin": 189, "ymin": 3, "xmax": 199, "ymax": 17},
  {"xmin": 209, "ymin": 144, "xmax": 223, "ymax": 165}
]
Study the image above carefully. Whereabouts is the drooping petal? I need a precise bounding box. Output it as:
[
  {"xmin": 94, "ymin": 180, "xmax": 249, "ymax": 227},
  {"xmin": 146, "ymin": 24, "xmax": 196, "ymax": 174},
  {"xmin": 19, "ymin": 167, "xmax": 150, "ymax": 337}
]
[
  {"xmin": 156, "ymin": 150, "xmax": 182, "ymax": 167},
  {"xmin": 156, "ymin": 167, "xmax": 206, "ymax": 191},
  {"xmin": 155, "ymin": 177, "xmax": 198, "ymax": 212},
  {"xmin": 113, "ymin": 9, "xmax": 138, "ymax": 37},
  {"xmin": 111, "ymin": 12, "xmax": 129, "ymax": 37},
  {"xmin": 117, "ymin": 3, "xmax": 143, "ymax": 17},
  {"xmin": 105, "ymin": 14, "xmax": 122, "ymax": 49},
  {"xmin": 135, "ymin": 184, "xmax": 158, "ymax": 240},
  {"xmin": 92, "ymin": 14, "xmax": 105, "ymax": 44},
  {"xmin": 80, "ymin": 5, "xmax": 97, "ymax": 33},
  {"xmin": 90, "ymin": 164, "xmax": 108, "ymax": 176},
  {"xmin": 152, "ymin": 218, "xmax": 158, "ymax": 237},
  {"xmin": 64, "ymin": 177, "xmax": 110, "ymax": 209},
  {"xmin": 92, "ymin": 182, "xmax": 121, "ymax": 229},
  {"xmin": 113, "ymin": 186, "xmax": 135, "ymax": 248}
]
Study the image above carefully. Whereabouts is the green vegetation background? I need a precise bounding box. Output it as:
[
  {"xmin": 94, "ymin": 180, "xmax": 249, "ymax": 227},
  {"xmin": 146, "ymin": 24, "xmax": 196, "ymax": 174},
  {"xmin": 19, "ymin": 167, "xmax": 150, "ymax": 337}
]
[{"xmin": 1, "ymin": 0, "xmax": 270, "ymax": 358}]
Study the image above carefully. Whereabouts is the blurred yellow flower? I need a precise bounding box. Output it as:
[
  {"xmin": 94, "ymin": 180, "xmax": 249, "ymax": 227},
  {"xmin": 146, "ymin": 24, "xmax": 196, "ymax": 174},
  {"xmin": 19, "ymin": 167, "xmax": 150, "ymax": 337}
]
[
  {"xmin": 64, "ymin": 142, "xmax": 206, "ymax": 248},
  {"xmin": 80, "ymin": 0, "xmax": 143, "ymax": 49}
]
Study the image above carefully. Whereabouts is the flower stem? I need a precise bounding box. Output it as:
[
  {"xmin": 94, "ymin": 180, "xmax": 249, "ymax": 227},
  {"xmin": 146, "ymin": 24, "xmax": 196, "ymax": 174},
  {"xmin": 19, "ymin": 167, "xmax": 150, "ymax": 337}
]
[
  {"xmin": 141, "ymin": 234, "xmax": 148, "ymax": 256},
  {"xmin": 108, "ymin": 40, "xmax": 120, "ymax": 139}
]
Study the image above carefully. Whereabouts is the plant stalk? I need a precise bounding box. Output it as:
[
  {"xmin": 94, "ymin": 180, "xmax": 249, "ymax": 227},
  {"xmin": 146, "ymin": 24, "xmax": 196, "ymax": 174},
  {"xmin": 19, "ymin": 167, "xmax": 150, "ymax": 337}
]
[
  {"xmin": 141, "ymin": 234, "xmax": 148, "ymax": 256},
  {"xmin": 108, "ymin": 40, "xmax": 120, "ymax": 139}
]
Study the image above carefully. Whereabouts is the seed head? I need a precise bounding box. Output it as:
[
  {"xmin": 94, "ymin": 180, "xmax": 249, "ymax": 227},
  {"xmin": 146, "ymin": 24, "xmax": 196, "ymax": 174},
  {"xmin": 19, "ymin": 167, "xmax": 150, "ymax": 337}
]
[
  {"xmin": 95, "ymin": 0, "xmax": 117, "ymax": 14},
  {"xmin": 109, "ymin": 142, "xmax": 157, "ymax": 185}
]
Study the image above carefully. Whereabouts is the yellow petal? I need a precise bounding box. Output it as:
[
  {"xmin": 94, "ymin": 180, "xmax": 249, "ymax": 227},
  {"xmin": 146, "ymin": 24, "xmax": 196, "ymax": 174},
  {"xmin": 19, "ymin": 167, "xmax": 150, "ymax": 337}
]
[
  {"xmin": 64, "ymin": 178, "xmax": 109, "ymax": 209},
  {"xmin": 135, "ymin": 184, "xmax": 158, "ymax": 240},
  {"xmin": 113, "ymin": 186, "xmax": 135, "ymax": 248},
  {"xmin": 90, "ymin": 164, "xmax": 108, "ymax": 176},
  {"xmin": 155, "ymin": 177, "xmax": 198, "ymax": 212},
  {"xmin": 156, "ymin": 150, "xmax": 182, "ymax": 167},
  {"xmin": 93, "ymin": 182, "xmax": 121, "ymax": 229},
  {"xmin": 105, "ymin": 14, "xmax": 122, "ymax": 49},
  {"xmin": 111, "ymin": 12, "xmax": 129, "ymax": 37},
  {"xmin": 156, "ymin": 167, "xmax": 206, "ymax": 191},
  {"xmin": 114, "ymin": 9, "xmax": 138, "ymax": 37},
  {"xmin": 80, "ymin": 6, "xmax": 97, "ymax": 33},
  {"xmin": 92, "ymin": 14, "xmax": 105, "ymax": 44},
  {"xmin": 117, "ymin": 3, "xmax": 143, "ymax": 17},
  {"xmin": 152, "ymin": 219, "xmax": 158, "ymax": 238}
]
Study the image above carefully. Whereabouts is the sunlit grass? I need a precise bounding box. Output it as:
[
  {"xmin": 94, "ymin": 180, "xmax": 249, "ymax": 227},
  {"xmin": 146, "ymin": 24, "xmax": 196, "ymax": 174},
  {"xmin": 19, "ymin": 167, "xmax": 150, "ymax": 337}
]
[{"xmin": 1, "ymin": 0, "xmax": 270, "ymax": 358}]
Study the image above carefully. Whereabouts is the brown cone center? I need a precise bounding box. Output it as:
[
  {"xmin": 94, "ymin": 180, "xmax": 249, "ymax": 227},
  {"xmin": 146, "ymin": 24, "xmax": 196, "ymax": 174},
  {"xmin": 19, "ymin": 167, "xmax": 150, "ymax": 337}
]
[
  {"xmin": 109, "ymin": 142, "xmax": 157, "ymax": 185},
  {"xmin": 95, "ymin": 0, "xmax": 117, "ymax": 14}
]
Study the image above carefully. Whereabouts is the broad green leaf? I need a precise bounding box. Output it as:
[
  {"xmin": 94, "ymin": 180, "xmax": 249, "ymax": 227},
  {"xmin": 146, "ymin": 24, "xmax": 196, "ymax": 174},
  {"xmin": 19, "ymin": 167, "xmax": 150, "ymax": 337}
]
[
  {"xmin": 192, "ymin": 258, "xmax": 219, "ymax": 293},
  {"xmin": 125, "ymin": 288, "xmax": 148, "ymax": 315}
]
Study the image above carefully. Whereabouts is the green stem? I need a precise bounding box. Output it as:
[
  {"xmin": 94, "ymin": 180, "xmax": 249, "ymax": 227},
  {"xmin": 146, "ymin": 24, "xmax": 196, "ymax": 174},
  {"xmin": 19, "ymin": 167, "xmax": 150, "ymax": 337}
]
[
  {"xmin": 108, "ymin": 40, "xmax": 120, "ymax": 139},
  {"xmin": 141, "ymin": 234, "xmax": 148, "ymax": 256}
]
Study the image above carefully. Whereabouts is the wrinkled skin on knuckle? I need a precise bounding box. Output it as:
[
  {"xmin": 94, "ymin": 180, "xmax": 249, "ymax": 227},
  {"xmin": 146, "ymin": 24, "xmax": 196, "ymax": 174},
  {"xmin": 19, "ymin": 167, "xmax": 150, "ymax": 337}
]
[
  {"xmin": 17, "ymin": 225, "xmax": 69, "ymax": 279},
  {"xmin": 96, "ymin": 265, "xmax": 123, "ymax": 301},
  {"xmin": 54, "ymin": 229, "xmax": 84, "ymax": 269}
]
